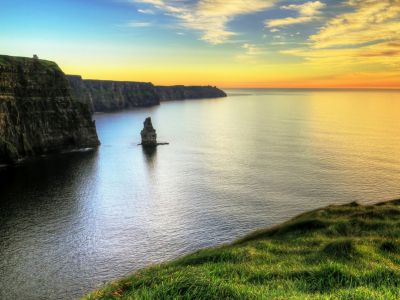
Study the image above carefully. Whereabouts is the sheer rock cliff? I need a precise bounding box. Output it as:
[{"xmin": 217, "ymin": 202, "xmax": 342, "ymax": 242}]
[
  {"xmin": 156, "ymin": 85, "xmax": 227, "ymax": 101},
  {"xmin": 67, "ymin": 75, "xmax": 160, "ymax": 112},
  {"xmin": 66, "ymin": 76, "xmax": 226, "ymax": 112},
  {"xmin": 0, "ymin": 55, "xmax": 99, "ymax": 164}
]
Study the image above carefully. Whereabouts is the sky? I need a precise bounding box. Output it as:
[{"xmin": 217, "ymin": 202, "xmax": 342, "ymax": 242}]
[{"xmin": 1, "ymin": 0, "xmax": 399, "ymax": 88}]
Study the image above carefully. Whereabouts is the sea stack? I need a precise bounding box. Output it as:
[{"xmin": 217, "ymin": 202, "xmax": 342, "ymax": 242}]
[{"xmin": 140, "ymin": 117, "xmax": 157, "ymax": 147}]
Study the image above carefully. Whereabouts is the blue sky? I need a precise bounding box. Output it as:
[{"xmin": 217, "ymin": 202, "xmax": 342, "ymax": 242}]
[{"xmin": 1, "ymin": 0, "xmax": 399, "ymax": 88}]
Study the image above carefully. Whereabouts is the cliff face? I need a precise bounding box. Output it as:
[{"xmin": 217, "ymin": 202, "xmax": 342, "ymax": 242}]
[
  {"xmin": 67, "ymin": 75, "xmax": 160, "ymax": 112},
  {"xmin": 67, "ymin": 76, "xmax": 227, "ymax": 112},
  {"xmin": 0, "ymin": 55, "xmax": 99, "ymax": 164},
  {"xmin": 156, "ymin": 85, "xmax": 227, "ymax": 101}
]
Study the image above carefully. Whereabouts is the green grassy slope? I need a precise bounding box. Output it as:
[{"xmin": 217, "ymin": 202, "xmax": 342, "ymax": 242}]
[{"xmin": 84, "ymin": 199, "xmax": 400, "ymax": 299}]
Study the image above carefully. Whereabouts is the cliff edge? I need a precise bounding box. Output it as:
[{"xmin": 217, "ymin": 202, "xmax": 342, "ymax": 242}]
[
  {"xmin": 0, "ymin": 55, "xmax": 99, "ymax": 164},
  {"xmin": 66, "ymin": 76, "xmax": 226, "ymax": 112},
  {"xmin": 67, "ymin": 75, "xmax": 160, "ymax": 112}
]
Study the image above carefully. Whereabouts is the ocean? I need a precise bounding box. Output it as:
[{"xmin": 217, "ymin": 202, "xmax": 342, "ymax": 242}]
[{"xmin": 1, "ymin": 89, "xmax": 399, "ymax": 299}]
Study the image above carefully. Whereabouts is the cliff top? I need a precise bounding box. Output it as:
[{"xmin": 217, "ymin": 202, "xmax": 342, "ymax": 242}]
[
  {"xmin": 84, "ymin": 199, "xmax": 400, "ymax": 299},
  {"xmin": 0, "ymin": 54, "xmax": 61, "ymax": 72}
]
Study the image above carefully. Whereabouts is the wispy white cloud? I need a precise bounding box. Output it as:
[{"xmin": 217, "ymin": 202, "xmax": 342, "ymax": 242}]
[
  {"xmin": 126, "ymin": 21, "xmax": 152, "ymax": 27},
  {"xmin": 281, "ymin": 41, "xmax": 400, "ymax": 67},
  {"xmin": 310, "ymin": 0, "xmax": 400, "ymax": 48},
  {"xmin": 281, "ymin": 0, "xmax": 400, "ymax": 69},
  {"xmin": 267, "ymin": 16, "xmax": 315, "ymax": 27},
  {"xmin": 134, "ymin": 0, "xmax": 277, "ymax": 44},
  {"xmin": 138, "ymin": 8, "xmax": 155, "ymax": 14},
  {"xmin": 242, "ymin": 43, "xmax": 264, "ymax": 56},
  {"xmin": 281, "ymin": 1, "xmax": 326, "ymax": 17},
  {"xmin": 235, "ymin": 42, "xmax": 267, "ymax": 62},
  {"xmin": 266, "ymin": 1, "xmax": 326, "ymax": 28}
]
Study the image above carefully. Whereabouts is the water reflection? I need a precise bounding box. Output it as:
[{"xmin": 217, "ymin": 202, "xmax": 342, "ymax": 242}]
[
  {"xmin": 307, "ymin": 91, "xmax": 400, "ymax": 198},
  {"xmin": 0, "ymin": 90, "xmax": 400, "ymax": 300},
  {"xmin": 0, "ymin": 150, "xmax": 99, "ymax": 300},
  {"xmin": 142, "ymin": 146, "xmax": 157, "ymax": 169}
]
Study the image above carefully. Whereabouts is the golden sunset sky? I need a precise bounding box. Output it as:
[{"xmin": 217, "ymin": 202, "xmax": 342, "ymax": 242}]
[{"xmin": 1, "ymin": 0, "xmax": 399, "ymax": 88}]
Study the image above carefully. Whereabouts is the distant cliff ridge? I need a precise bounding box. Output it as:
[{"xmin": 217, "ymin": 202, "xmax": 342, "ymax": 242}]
[
  {"xmin": 67, "ymin": 75, "xmax": 160, "ymax": 112},
  {"xmin": 156, "ymin": 85, "xmax": 227, "ymax": 101},
  {"xmin": 66, "ymin": 76, "xmax": 226, "ymax": 112},
  {"xmin": 0, "ymin": 55, "xmax": 99, "ymax": 164}
]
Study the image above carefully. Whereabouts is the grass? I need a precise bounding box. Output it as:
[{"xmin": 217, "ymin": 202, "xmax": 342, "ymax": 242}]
[
  {"xmin": 84, "ymin": 199, "xmax": 400, "ymax": 299},
  {"xmin": 0, "ymin": 54, "xmax": 61, "ymax": 71}
]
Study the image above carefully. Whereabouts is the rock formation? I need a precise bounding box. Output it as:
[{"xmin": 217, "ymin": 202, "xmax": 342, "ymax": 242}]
[
  {"xmin": 140, "ymin": 117, "xmax": 157, "ymax": 147},
  {"xmin": 156, "ymin": 85, "xmax": 227, "ymax": 101},
  {"xmin": 66, "ymin": 76, "xmax": 227, "ymax": 112},
  {"xmin": 67, "ymin": 75, "xmax": 160, "ymax": 112},
  {"xmin": 0, "ymin": 55, "xmax": 99, "ymax": 164}
]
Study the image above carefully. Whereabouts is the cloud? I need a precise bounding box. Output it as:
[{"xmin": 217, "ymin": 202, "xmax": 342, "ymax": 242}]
[
  {"xmin": 235, "ymin": 43, "xmax": 267, "ymax": 62},
  {"xmin": 134, "ymin": 0, "xmax": 277, "ymax": 44},
  {"xmin": 267, "ymin": 16, "xmax": 315, "ymax": 27},
  {"xmin": 281, "ymin": 39, "xmax": 400, "ymax": 69},
  {"xmin": 138, "ymin": 8, "xmax": 155, "ymax": 14},
  {"xmin": 277, "ymin": 0, "xmax": 400, "ymax": 81},
  {"xmin": 242, "ymin": 43, "xmax": 264, "ymax": 55},
  {"xmin": 310, "ymin": 0, "xmax": 400, "ymax": 48},
  {"xmin": 281, "ymin": 1, "xmax": 326, "ymax": 16},
  {"xmin": 266, "ymin": 1, "xmax": 326, "ymax": 28},
  {"xmin": 126, "ymin": 21, "xmax": 152, "ymax": 27}
]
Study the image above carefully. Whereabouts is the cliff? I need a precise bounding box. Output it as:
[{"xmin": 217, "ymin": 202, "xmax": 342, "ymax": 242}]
[
  {"xmin": 66, "ymin": 76, "xmax": 226, "ymax": 112},
  {"xmin": 67, "ymin": 75, "xmax": 160, "ymax": 112},
  {"xmin": 0, "ymin": 55, "xmax": 99, "ymax": 164},
  {"xmin": 156, "ymin": 85, "xmax": 227, "ymax": 101}
]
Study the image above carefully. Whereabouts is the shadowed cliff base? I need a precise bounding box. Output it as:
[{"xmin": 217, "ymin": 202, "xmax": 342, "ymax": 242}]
[
  {"xmin": 84, "ymin": 199, "xmax": 400, "ymax": 300},
  {"xmin": 66, "ymin": 75, "xmax": 227, "ymax": 113},
  {"xmin": 0, "ymin": 55, "xmax": 99, "ymax": 164}
]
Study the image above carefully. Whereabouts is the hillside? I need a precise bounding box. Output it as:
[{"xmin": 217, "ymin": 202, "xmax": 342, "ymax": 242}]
[{"xmin": 84, "ymin": 199, "xmax": 400, "ymax": 299}]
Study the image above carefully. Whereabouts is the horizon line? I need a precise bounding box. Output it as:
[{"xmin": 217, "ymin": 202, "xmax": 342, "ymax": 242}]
[{"xmin": 222, "ymin": 87, "xmax": 400, "ymax": 90}]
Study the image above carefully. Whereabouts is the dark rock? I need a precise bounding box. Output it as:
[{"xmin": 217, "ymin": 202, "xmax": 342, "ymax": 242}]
[
  {"xmin": 0, "ymin": 55, "xmax": 99, "ymax": 164},
  {"xmin": 67, "ymin": 75, "xmax": 160, "ymax": 112},
  {"xmin": 140, "ymin": 117, "xmax": 157, "ymax": 147},
  {"xmin": 155, "ymin": 85, "xmax": 227, "ymax": 101},
  {"xmin": 66, "ymin": 76, "xmax": 227, "ymax": 112}
]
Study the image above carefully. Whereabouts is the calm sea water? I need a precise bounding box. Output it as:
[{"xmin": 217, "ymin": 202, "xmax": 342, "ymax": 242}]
[{"xmin": 1, "ymin": 89, "xmax": 400, "ymax": 299}]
